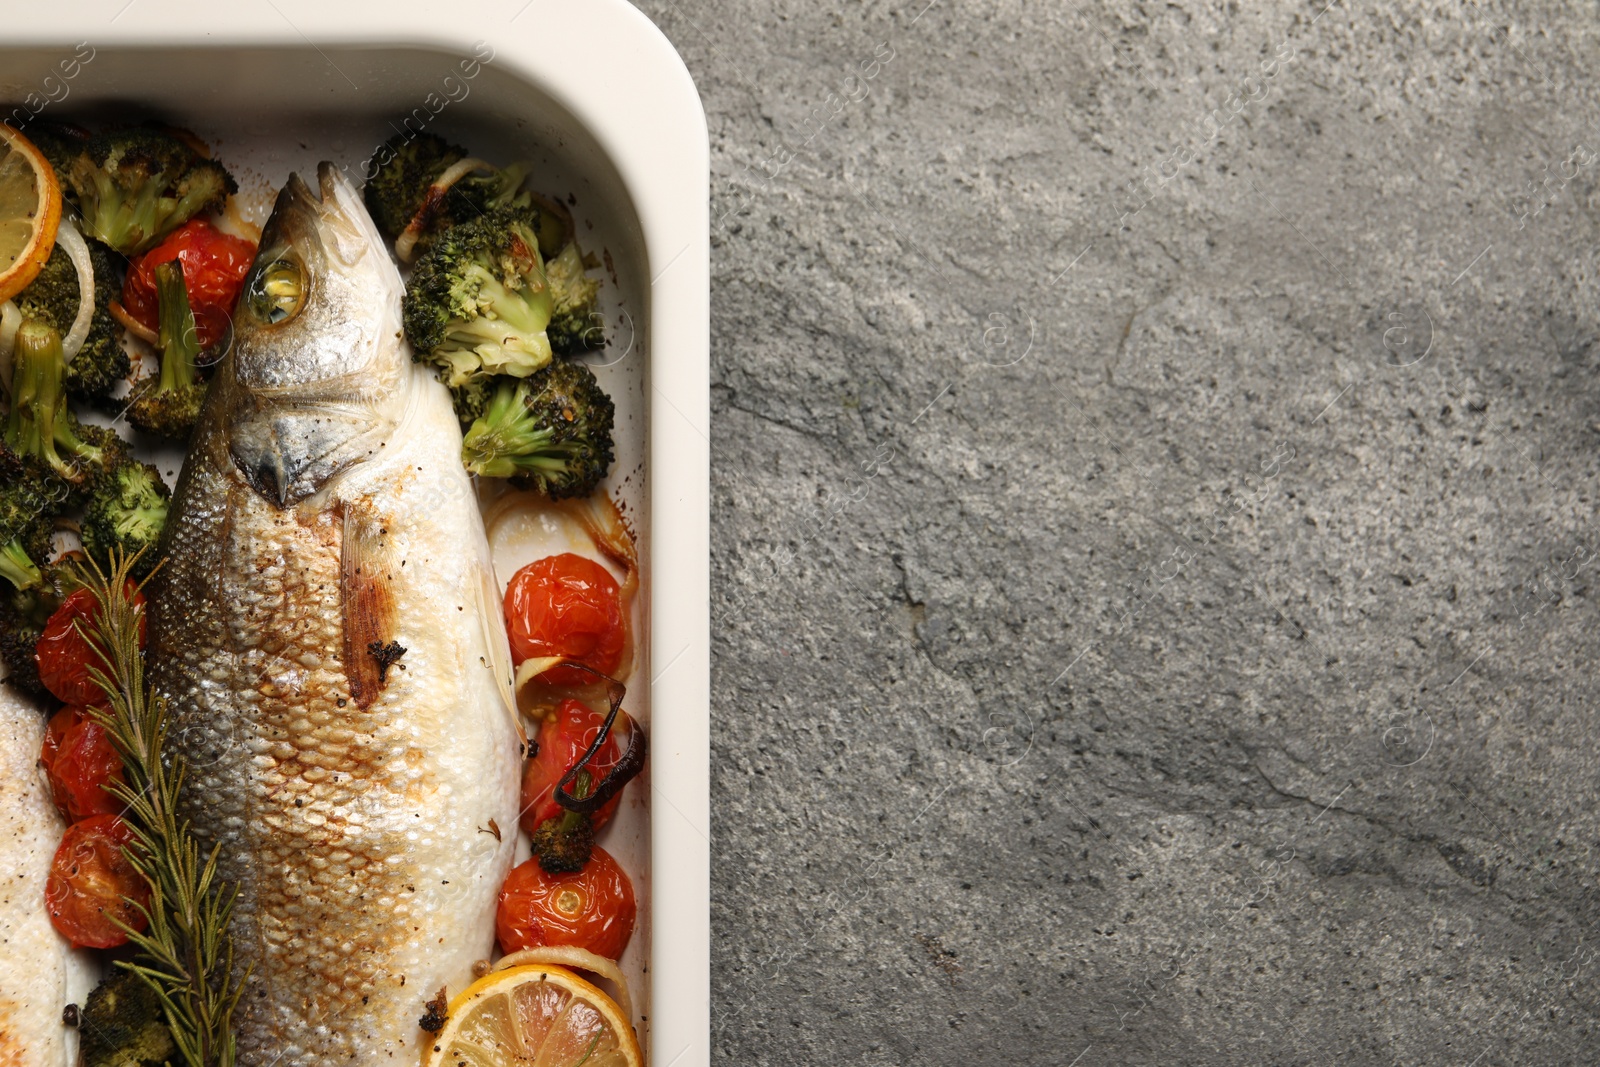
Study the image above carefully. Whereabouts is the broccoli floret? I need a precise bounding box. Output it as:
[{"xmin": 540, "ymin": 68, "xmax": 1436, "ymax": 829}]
[
  {"xmin": 364, "ymin": 132, "xmax": 466, "ymax": 239},
  {"xmin": 68, "ymin": 127, "xmax": 236, "ymax": 255},
  {"xmin": 13, "ymin": 237, "xmax": 130, "ymax": 403},
  {"xmin": 364, "ymin": 131, "xmax": 531, "ymax": 253},
  {"xmin": 81, "ymin": 459, "xmax": 168, "ymax": 580},
  {"xmin": 5, "ymin": 321, "xmax": 104, "ymax": 483},
  {"xmin": 543, "ymin": 242, "xmax": 605, "ymax": 355},
  {"xmin": 460, "ymin": 361, "xmax": 615, "ymax": 497},
  {"xmin": 0, "ymin": 540, "xmax": 40, "ymax": 592},
  {"xmin": 0, "ymin": 446, "xmax": 62, "ymax": 591},
  {"xmin": 529, "ymin": 768, "xmax": 597, "ymax": 874},
  {"xmin": 0, "ymin": 560, "xmax": 75, "ymax": 698},
  {"xmin": 403, "ymin": 208, "xmax": 556, "ymax": 388},
  {"xmin": 21, "ymin": 122, "xmax": 90, "ymax": 192},
  {"xmin": 447, "ymin": 375, "xmax": 495, "ymax": 427},
  {"xmin": 530, "ymin": 807, "xmax": 596, "ymax": 874},
  {"xmin": 126, "ymin": 261, "xmax": 207, "ymax": 440},
  {"xmin": 78, "ymin": 970, "xmax": 177, "ymax": 1067}
]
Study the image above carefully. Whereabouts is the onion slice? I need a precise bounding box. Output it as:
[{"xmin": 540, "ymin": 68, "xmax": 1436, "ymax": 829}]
[
  {"xmin": 109, "ymin": 299, "xmax": 159, "ymax": 345},
  {"xmin": 513, "ymin": 656, "xmax": 567, "ymax": 703},
  {"xmin": 0, "ymin": 300, "xmax": 20, "ymax": 396},
  {"xmin": 494, "ymin": 946, "xmax": 635, "ymax": 1025},
  {"xmin": 54, "ymin": 218, "xmax": 94, "ymax": 364},
  {"xmin": 395, "ymin": 157, "xmax": 495, "ymax": 263}
]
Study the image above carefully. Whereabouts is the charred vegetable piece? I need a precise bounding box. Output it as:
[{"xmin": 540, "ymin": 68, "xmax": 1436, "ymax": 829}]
[
  {"xmin": 67, "ymin": 127, "xmax": 237, "ymax": 256},
  {"xmin": 78, "ymin": 967, "xmax": 177, "ymax": 1067},
  {"xmin": 363, "ymin": 131, "xmax": 530, "ymax": 252},
  {"xmin": 542, "ymin": 241, "xmax": 604, "ymax": 355},
  {"xmin": 460, "ymin": 360, "xmax": 614, "ymax": 497},
  {"xmin": 0, "ymin": 443, "xmax": 61, "ymax": 592},
  {"xmin": 529, "ymin": 772, "xmax": 598, "ymax": 873},
  {"xmin": 13, "ymin": 236, "xmax": 129, "ymax": 403},
  {"xmin": 402, "ymin": 208, "xmax": 555, "ymax": 391},
  {"xmin": 5, "ymin": 320, "xmax": 104, "ymax": 482},
  {"xmin": 80, "ymin": 458, "xmax": 168, "ymax": 579},
  {"xmin": 126, "ymin": 261, "xmax": 207, "ymax": 440}
]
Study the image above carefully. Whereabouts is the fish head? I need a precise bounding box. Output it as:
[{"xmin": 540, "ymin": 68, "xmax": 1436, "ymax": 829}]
[{"xmin": 226, "ymin": 162, "xmax": 411, "ymax": 506}]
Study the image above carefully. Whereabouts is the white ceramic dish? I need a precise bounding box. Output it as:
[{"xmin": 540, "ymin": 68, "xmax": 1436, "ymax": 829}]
[{"xmin": 2, "ymin": 4, "xmax": 709, "ymax": 1064}]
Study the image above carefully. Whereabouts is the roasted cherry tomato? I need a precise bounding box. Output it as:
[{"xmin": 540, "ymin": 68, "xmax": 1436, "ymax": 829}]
[
  {"xmin": 39, "ymin": 703, "xmax": 77, "ymax": 772},
  {"xmin": 45, "ymin": 813, "xmax": 149, "ymax": 950},
  {"xmin": 505, "ymin": 553, "xmax": 625, "ymax": 687},
  {"xmin": 41, "ymin": 705, "xmax": 125, "ymax": 821},
  {"xmin": 35, "ymin": 585, "xmax": 144, "ymax": 706},
  {"xmin": 121, "ymin": 218, "xmax": 257, "ymax": 351},
  {"xmin": 520, "ymin": 698, "xmax": 623, "ymax": 837},
  {"xmin": 496, "ymin": 846, "xmax": 636, "ymax": 960}
]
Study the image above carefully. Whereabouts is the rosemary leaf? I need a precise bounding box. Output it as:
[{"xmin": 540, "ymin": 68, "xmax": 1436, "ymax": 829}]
[{"xmin": 75, "ymin": 549, "xmax": 246, "ymax": 1067}]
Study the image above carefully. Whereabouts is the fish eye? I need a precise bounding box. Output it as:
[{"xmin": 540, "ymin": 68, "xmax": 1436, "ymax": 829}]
[{"xmin": 247, "ymin": 258, "xmax": 306, "ymax": 324}]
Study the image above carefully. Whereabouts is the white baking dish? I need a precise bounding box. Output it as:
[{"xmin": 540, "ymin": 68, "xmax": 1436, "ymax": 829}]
[{"xmin": 2, "ymin": 3, "xmax": 709, "ymax": 1064}]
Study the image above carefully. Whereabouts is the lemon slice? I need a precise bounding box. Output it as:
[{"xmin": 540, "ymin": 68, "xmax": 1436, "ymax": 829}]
[
  {"xmin": 422, "ymin": 964, "xmax": 642, "ymax": 1067},
  {"xmin": 0, "ymin": 124, "xmax": 62, "ymax": 303}
]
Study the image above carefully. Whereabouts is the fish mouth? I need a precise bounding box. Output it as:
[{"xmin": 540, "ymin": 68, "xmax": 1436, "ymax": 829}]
[{"xmin": 259, "ymin": 162, "xmax": 380, "ymax": 269}]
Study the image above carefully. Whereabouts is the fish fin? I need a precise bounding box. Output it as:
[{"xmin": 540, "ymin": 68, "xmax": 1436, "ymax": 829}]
[{"xmin": 340, "ymin": 502, "xmax": 397, "ymax": 710}]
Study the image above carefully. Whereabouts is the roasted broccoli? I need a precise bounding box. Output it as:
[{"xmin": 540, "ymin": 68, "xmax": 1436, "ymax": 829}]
[
  {"xmin": 0, "ymin": 555, "xmax": 74, "ymax": 698},
  {"xmin": 81, "ymin": 458, "xmax": 168, "ymax": 579},
  {"xmin": 531, "ymin": 806, "xmax": 596, "ymax": 874},
  {"xmin": 530, "ymin": 769, "xmax": 596, "ymax": 874},
  {"xmin": 77, "ymin": 969, "xmax": 178, "ymax": 1067},
  {"xmin": 21, "ymin": 122, "xmax": 90, "ymax": 192},
  {"xmin": 446, "ymin": 375, "xmax": 495, "ymax": 427},
  {"xmin": 126, "ymin": 261, "xmax": 207, "ymax": 440},
  {"xmin": 460, "ymin": 360, "xmax": 615, "ymax": 497},
  {"xmin": 403, "ymin": 208, "xmax": 556, "ymax": 389},
  {"xmin": 543, "ymin": 241, "xmax": 604, "ymax": 355},
  {"xmin": 5, "ymin": 321, "xmax": 105, "ymax": 483},
  {"xmin": 363, "ymin": 131, "xmax": 530, "ymax": 251},
  {"xmin": 13, "ymin": 237, "xmax": 130, "ymax": 403},
  {"xmin": 0, "ymin": 445, "xmax": 61, "ymax": 592},
  {"xmin": 68, "ymin": 127, "xmax": 236, "ymax": 256}
]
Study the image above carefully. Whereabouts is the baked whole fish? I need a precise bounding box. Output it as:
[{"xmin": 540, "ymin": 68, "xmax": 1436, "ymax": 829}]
[
  {"xmin": 0, "ymin": 684, "xmax": 92, "ymax": 1066},
  {"xmin": 147, "ymin": 164, "xmax": 520, "ymax": 1066}
]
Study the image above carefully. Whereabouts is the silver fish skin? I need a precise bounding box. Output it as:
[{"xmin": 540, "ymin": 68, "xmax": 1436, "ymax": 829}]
[
  {"xmin": 0, "ymin": 685, "xmax": 93, "ymax": 1067},
  {"xmin": 147, "ymin": 164, "xmax": 520, "ymax": 1067}
]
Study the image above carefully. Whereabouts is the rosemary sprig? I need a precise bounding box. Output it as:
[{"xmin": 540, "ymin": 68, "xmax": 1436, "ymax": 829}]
[{"xmin": 75, "ymin": 549, "xmax": 246, "ymax": 1067}]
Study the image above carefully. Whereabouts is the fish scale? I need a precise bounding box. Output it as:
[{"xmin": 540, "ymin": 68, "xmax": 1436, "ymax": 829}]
[{"xmin": 148, "ymin": 164, "xmax": 520, "ymax": 1067}]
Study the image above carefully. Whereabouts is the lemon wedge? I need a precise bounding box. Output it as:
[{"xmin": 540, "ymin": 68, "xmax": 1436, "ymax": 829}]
[
  {"xmin": 421, "ymin": 963, "xmax": 642, "ymax": 1067},
  {"xmin": 0, "ymin": 124, "xmax": 62, "ymax": 304}
]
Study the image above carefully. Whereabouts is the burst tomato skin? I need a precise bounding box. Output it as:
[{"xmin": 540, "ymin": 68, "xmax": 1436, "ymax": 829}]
[
  {"xmin": 35, "ymin": 585, "xmax": 144, "ymax": 706},
  {"xmin": 519, "ymin": 698, "xmax": 623, "ymax": 837},
  {"xmin": 41, "ymin": 705, "xmax": 125, "ymax": 821},
  {"xmin": 504, "ymin": 554, "xmax": 625, "ymax": 687},
  {"xmin": 121, "ymin": 218, "xmax": 257, "ymax": 351},
  {"xmin": 45, "ymin": 814, "xmax": 149, "ymax": 949},
  {"xmin": 496, "ymin": 846, "xmax": 636, "ymax": 960}
]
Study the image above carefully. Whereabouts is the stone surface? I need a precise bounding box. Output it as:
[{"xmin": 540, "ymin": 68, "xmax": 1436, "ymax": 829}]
[{"xmin": 632, "ymin": 0, "xmax": 1600, "ymax": 1061}]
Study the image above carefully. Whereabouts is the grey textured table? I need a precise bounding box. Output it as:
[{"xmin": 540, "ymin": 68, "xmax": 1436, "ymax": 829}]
[{"xmin": 632, "ymin": 0, "xmax": 1600, "ymax": 1062}]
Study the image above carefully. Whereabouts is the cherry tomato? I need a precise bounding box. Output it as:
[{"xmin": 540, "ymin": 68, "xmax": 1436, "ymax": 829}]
[
  {"xmin": 505, "ymin": 554, "xmax": 625, "ymax": 687},
  {"xmin": 520, "ymin": 698, "xmax": 623, "ymax": 837},
  {"xmin": 41, "ymin": 705, "xmax": 125, "ymax": 821},
  {"xmin": 121, "ymin": 218, "xmax": 257, "ymax": 351},
  {"xmin": 35, "ymin": 585, "xmax": 144, "ymax": 706},
  {"xmin": 39, "ymin": 703, "xmax": 77, "ymax": 771},
  {"xmin": 496, "ymin": 846, "xmax": 636, "ymax": 960},
  {"xmin": 45, "ymin": 814, "xmax": 149, "ymax": 949}
]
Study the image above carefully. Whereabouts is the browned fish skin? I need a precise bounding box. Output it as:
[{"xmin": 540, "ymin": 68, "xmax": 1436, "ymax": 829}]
[{"xmin": 148, "ymin": 165, "xmax": 519, "ymax": 1066}]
